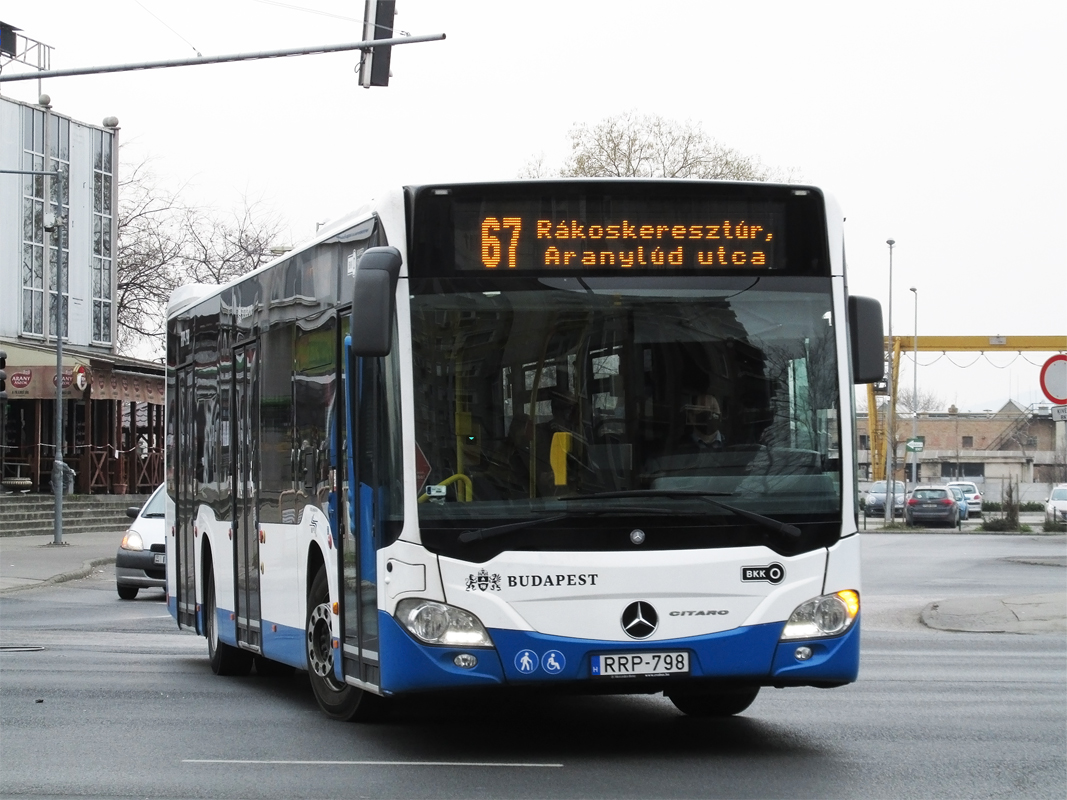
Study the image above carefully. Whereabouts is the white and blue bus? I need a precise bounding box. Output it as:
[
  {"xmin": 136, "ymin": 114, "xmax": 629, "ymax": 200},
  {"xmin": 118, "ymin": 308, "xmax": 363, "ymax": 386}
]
[{"xmin": 166, "ymin": 180, "xmax": 885, "ymax": 720}]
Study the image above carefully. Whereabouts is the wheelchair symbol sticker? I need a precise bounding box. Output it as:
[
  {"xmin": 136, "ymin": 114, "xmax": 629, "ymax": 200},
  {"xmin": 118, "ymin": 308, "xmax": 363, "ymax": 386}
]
[
  {"xmin": 542, "ymin": 650, "xmax": 565, "ymax": 674},
  {"xmin": 515, "ymin": 649, "xmax": 539, "ymax": 674}
]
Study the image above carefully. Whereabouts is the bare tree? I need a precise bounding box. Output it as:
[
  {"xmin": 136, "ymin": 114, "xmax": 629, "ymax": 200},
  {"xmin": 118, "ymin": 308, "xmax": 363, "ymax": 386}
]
[
  {"xmin": 528, "ymin": 111, "xmax": 797, "ymax": 181},
  {"xmin": 179, "ymin": 200, "xmax": 284, "ymax": 286},
  {"xmin": 115, "ymin": 158, "xmax": 188, "ymax": 354},
  {"xmin": 115, "ymin": 156, "xmax": 286, "ymax": 356},
  {"xmin": 898, "ymin": 387, "xmax": 944, "ymax": 415}
]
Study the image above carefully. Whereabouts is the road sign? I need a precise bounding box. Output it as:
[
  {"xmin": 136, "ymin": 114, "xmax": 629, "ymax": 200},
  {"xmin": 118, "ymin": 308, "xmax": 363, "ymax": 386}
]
[
  {"xmin": 1053, "ymin": 406, "xmax": 1067, "ymax": 422},
  {"xmin": 414, "ymin": 443, "xmax": 432, "ymax": 491},
  {"xmin": 1039, "ymin": 354, "xmax": 1067, "ymax": 405},
  {"xmin": 906, "ymin": 437, "xmax": 925, "ymax": 452}
]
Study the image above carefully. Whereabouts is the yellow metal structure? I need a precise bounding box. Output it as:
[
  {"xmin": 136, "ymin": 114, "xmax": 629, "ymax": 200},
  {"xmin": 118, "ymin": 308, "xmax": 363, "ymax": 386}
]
[{"xmin": 865, "ymin": 336, "xmax": 1066, "ymax": 481}]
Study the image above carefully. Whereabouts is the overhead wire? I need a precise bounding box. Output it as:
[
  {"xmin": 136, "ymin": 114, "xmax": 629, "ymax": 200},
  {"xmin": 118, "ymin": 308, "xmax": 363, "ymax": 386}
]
[{"xmin": 133, "ymin": 0, "xmax": 202, "ymax": 57}]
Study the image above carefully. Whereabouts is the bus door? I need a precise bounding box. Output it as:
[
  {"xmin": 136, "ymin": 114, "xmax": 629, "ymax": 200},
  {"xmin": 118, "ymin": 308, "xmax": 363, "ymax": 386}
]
[
  {"xmin": 341, "ymin": 338, "xmax": 381, "ymax": 689},
  {"xmin": 232, "ymin": 342, "xmax": 261, "ymax": 651},
  {"xmin": 175, "ymin": 364, "xmax": 197, "ymax": 630}
]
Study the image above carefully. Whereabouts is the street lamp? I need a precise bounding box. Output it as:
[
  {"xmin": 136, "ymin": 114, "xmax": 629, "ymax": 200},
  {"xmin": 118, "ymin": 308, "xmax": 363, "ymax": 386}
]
[
  {"xmin": 884, "ymin": 239, "xmax": 895, "ymax": 524},
  {"xmin": 910, "ymin": 287, "xmax": 919, "ymax": 485}
]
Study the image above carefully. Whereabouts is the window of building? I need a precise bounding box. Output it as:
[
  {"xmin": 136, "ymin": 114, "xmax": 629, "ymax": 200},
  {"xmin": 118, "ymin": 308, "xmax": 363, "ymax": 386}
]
[
  {"xmin": 962, "ymin": 435, "xmax": 973, "ymax": 448},
  {"xmin": 21, "ymin": 107, "xmax": 70, "ymax": 338},
  {"xmin": 858, "ymin": 434, "xmax": 869, "ymax": 449},
  {"xmin": 940, "ymin": 462, "xmax": 984, "ymax": 479},
  {"xmin": 92, "ymin": 127, "xmax": 114, "ymax": 345}
]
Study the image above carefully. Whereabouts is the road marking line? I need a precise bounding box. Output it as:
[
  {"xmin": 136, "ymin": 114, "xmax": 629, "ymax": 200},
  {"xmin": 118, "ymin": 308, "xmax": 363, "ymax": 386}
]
[{"xmin": 184, "ymin": 759, "xmax": 563, "ymax": 768}]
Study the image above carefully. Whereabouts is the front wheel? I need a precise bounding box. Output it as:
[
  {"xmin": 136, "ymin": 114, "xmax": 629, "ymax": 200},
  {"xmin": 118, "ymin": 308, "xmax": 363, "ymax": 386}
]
[
  {"xmin": 117, "ymin": 584, "xmax": 138, "ymax": 600},
  {"xmin": 306, "ymin": 567, "xmax": 386, "ymax": 722},
  {"xmin": 667, "ymin": 686, "xmax": 760, "ymax": 717}
]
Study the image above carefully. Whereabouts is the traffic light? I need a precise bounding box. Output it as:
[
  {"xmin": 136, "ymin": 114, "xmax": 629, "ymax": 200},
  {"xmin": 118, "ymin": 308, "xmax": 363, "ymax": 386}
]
[
  {"xmin": 358, "ymin": 0, "xmax": 395, "ymax": 87},
  {"xmin": 0, "ymin": 349, "xmax": 7, "ymax": 399}
]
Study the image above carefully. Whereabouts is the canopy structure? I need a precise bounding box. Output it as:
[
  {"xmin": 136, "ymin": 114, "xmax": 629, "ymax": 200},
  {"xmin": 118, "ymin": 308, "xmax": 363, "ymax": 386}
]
[{"xmin": 1, "ymin": 340, "xmax": 164, "ymax": 495}]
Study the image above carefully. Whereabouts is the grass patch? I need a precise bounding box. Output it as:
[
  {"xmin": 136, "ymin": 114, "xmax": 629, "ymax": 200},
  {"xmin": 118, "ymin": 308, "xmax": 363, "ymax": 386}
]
[{"xmin": 979, "ymin": 518, "xmax": 1033, "ymax": 533}]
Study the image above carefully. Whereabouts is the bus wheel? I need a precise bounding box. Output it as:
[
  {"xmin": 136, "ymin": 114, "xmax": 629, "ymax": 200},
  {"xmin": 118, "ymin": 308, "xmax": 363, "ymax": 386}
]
[
  {"xmin": 667, "ymin": 686, "xmax": 760, "ymax": 717},
  {"xmin": 204, "ymin": 557, "xmax": 253, "ymax": 676},
  {"xmin": 305, "ymin": 568, "xmax": 386, "ymax": 722}
]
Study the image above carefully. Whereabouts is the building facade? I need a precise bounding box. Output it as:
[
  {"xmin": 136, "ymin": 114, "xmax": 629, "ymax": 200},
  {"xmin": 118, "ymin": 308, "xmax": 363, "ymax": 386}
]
[
  {"xmin": 1, "ymin": 94, "xmax": 163, "ymax": 495},
  {"xmin": 857, "ymin": 401, "xmax": 1067, "ymax": 502}
]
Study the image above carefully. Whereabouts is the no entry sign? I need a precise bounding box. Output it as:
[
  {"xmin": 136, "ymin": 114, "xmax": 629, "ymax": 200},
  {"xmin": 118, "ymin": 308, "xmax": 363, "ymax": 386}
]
[{"xmin": 1039, "ymin": 354, "xmax": 1067, "ymax": 405}]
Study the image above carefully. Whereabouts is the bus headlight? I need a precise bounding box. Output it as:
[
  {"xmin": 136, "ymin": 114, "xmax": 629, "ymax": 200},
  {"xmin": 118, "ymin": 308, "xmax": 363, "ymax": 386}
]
[
  {"xmin": 395, "ymin": 599, "xmax": 494, "ymax": 648},
  {"xmin": 780, "ymin": 590, "xmax": 859, "ymax": 640}
]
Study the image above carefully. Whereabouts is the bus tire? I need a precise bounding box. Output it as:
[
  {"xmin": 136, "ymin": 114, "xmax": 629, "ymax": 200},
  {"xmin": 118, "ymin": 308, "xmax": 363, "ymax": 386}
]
[
  {"xmin": 305, "ymin": 567, "xmax": 386, "ymax": 722},
  {"xmin": 204, "ymin": 556, "xmax": 253, "ymax": 676},
  {"xmin": 667, "ymin": 686, "xmax": 760, "ymax": 717}
]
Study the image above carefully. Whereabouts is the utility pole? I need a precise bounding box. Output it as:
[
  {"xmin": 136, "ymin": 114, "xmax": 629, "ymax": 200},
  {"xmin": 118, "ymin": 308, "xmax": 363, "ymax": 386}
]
[{"xmin": 884, "ymin": 239, "xmax": 896, "ymax": 524}]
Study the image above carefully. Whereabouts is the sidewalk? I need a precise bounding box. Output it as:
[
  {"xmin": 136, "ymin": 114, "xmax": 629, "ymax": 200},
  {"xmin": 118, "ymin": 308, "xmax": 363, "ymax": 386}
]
[{"xmin": 0, "ymin": 530, "xmax": 118, "ymax": 594}]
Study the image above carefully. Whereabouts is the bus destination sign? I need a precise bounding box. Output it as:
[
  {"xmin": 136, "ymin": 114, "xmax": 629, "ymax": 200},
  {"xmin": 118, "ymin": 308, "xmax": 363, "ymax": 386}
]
[
  {"xmin": 477, "ymin": 214, "xmax": 779, "ymax": 271},
  {"xmin": 410, "ymin": 183, "xmax": 829, "ymax": 277}
]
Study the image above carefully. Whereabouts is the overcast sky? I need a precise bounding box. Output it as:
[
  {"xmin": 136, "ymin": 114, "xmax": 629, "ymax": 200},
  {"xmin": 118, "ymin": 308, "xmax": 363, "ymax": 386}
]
[{"xmin": 3, "ymin": 0, "xmax": 1064, "ymax": 411}]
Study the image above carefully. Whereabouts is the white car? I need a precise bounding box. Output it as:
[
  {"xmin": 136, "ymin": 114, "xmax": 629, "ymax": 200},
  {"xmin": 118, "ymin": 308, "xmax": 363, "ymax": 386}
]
[
  {"xmin": 1046, "ymin": 485, "xmax": 1067, "ymax": 525},
  {"xmin": 946, "ymin": 481, "xmax": 983, "ymax": 516},
  {"xmin": 115, "ymin": 484, "xmax": 166, "ymax": 600}
]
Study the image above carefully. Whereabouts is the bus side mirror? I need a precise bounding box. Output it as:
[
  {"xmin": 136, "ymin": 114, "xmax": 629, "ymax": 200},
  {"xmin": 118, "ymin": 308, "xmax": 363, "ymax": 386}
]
[
  {"xmin": 848, "ymin": 295, "xmax": 884, "ymax": 384},
  {"xmin": 350, "ymin": 246, "xmax": 402, "ymax": 357}
]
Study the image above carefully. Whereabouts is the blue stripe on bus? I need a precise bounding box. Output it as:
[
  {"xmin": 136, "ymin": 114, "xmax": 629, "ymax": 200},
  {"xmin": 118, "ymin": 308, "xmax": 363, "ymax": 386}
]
[
  {"xmin": 260, "ymin": 619, "xmax": 306, "ymax": 668},
  {"xmin": 377, "ymin": 613, "xmax": 861, "ymax": 693},
  {"xmin": 770, "ymin": 614, "xmax": 860, "ymax": 683},
  {"xmin": 378, "ymin": 611, "xmax": 507, "ymax": 694},
  {"xmin": 489, "ymin": 624, "xmax": 784, "ymax": 682}
]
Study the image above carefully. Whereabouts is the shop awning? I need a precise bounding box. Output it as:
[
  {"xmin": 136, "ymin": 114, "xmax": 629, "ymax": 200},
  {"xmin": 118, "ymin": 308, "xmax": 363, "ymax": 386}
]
[{"xmin": 0, "ymin": 341, "xmax": 164, "ymax": 404}]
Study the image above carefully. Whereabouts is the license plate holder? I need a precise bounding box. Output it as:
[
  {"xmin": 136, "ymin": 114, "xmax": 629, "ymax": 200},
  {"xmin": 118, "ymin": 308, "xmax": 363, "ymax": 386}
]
[
  {"xmin": 153, "ymin": 553, "xmax": 166, "ymax": 565},
  {"xmin": 591, "ymin": 651, "xmax": 689, "ymax": 677}
]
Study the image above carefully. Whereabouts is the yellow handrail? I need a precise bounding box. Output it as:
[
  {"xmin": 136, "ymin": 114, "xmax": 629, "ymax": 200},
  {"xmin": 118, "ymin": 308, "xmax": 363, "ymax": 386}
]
[{"xmin": 417, "ymin": 472, "xmax": 473, "ymax": 503}]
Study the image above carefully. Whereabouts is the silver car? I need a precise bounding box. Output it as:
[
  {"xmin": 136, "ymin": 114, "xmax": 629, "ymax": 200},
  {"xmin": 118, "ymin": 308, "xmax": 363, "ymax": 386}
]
[
  {"xmin": 115, "ymin": 485, "xmax": 166, "ymax": 600},
  {"xmin": 1046, "ymin": 485, "xmax": 1067, "ymax": 525}
]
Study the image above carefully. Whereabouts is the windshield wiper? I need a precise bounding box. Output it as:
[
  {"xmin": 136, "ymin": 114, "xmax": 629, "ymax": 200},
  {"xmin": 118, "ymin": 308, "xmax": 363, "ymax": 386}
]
[
  {"xmin": 562, "ymin": 489, "xmax": 802, "ymax": 540},
  {"xmin": 458, "ymin": 505, "xmax": 670, "ymax": 543}
]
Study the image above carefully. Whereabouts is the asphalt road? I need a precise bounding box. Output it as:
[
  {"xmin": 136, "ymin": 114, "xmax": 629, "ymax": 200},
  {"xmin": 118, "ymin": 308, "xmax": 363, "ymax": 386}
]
[{"xmin": 0, "ymin": 535, "xmax": 1064, "ymax": 800}]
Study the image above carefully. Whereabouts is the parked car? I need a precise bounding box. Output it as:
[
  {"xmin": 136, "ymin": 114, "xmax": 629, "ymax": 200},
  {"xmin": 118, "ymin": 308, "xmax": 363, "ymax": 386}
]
[
  {"xmin": 116, "ymin": 484, "xmax": 166, "ymax": 600},
  {"xmin": 1046, "ymin": 484, "xmax": 1067, "ymax": 525},
  {"xmin": 947, "ymin": 485, "xmax": 969, "ymax": 521},
  {"xmin": 865, "ymin": 480, "xmax": 905, "ymax": 517},
  {"xmin": 905, "ymin": 485, "xmax": 960, "ymax": 528},
  {"xmin": 946, "ymin": 481, "xmax": 982, "ymax": 516}
]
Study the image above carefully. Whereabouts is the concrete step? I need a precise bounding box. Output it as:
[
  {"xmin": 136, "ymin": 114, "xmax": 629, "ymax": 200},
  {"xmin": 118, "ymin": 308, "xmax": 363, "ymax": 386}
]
[{"xmin": 0, "ymin": 494, "xmax": 151, "ymax": 537}]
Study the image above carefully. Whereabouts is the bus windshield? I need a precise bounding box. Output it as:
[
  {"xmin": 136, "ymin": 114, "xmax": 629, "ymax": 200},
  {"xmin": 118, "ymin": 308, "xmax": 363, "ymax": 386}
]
[{"xmin": 410, "ymin": 274, "xmax": 842, "ymax": 555}]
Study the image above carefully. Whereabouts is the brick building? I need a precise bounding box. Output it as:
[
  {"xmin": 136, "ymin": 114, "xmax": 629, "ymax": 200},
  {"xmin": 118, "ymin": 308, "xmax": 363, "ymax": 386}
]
[{"xmin": 857, "ymin": 401, "xmax": 1067, "ymax": 501}]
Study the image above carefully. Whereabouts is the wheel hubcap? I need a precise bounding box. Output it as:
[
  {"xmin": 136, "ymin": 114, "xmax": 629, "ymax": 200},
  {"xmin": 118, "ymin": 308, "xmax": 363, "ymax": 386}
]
[{"xmin": 307, "ymin": 603, "xmax": 334, "ymax": 679}]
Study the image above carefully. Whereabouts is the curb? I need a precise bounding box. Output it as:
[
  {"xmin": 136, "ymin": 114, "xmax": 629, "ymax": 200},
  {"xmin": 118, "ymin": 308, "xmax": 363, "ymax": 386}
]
[
  {"xmin": 0, "ymin": 556, "xmax": 116, "ymax": 595},
  {"xmin": 921, "ymin": 592, "xmax": 1067, "ymax": 635}
]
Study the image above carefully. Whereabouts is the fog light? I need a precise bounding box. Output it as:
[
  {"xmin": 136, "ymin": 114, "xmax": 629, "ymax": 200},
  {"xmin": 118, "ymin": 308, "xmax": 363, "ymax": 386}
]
[
  {"xmin": 453, "ymin": 653, "xmax": 478, "ymax": 668},
  {"xmin": 794, "ymin": 646, "xmax": 813, "ymax": 661}
]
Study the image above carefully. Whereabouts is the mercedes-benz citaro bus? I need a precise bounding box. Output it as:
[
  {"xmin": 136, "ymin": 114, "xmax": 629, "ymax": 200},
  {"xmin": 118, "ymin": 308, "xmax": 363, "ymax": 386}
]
[{"xmin": 166, "ymin": 180, "xmax": 885, "ymax": 721}]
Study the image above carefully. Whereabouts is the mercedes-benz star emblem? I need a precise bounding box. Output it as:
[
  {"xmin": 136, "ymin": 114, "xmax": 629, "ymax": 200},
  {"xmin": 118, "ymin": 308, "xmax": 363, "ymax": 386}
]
[{"xmin": 621, "ymin": 601, "xmax": 658, "ymax": 639}]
